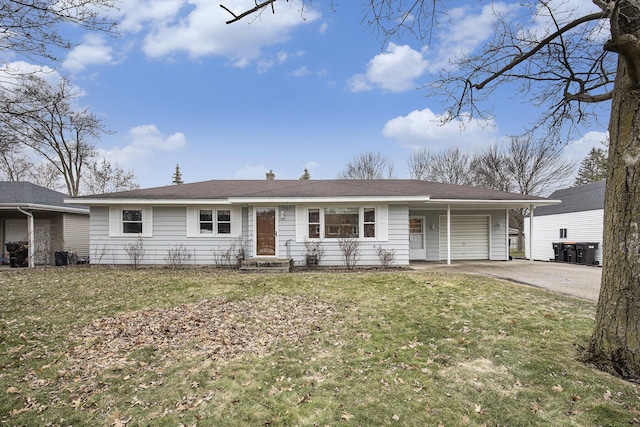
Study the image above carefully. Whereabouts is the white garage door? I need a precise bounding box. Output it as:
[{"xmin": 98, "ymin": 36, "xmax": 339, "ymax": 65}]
[{"xmin": 439, "ymin": 215, "xmax": 489, "ymax": 260}]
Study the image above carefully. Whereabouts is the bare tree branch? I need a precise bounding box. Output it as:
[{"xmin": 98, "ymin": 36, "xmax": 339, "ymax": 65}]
[{"xmin": 221, "ymin": 0, "xmax": 281, "ymax": 24}]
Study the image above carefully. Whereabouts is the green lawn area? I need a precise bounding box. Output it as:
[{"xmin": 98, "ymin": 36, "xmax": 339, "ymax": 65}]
[{"xmin": 1, "ymin": 268, "xmax": 638, "ymax": 426}]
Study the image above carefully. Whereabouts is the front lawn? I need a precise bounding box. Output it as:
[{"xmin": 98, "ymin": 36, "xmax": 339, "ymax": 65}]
[{"xmin": 0, "ymin": 268, "xmax": 637, "ymax": 426}]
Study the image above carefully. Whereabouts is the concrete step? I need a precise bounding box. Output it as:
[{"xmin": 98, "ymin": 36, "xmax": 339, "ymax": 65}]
[{"xmin": 239, "ymin": 258, "xmax": 293, "ymax": 273}]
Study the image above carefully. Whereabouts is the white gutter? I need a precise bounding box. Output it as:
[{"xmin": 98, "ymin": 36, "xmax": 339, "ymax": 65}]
[
  {"xmin": 0, "ymin": 203, "xmax": 89, "ymax": 215},
  {"xmin": 427, "ymin": 199, "xmax": 561, "ymax": 207},
  {"xmin": 64, "ymin": 198, "xmax": 232, "ymax": 206},
  {"xmin": 16, "ymin": 207, "xmax": 34, "ymax": 269}
]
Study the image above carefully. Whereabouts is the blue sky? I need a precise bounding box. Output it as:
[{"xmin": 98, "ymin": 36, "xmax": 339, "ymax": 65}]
[{"xmin": 1, "ymin": 0, "xmax": 608, "ymax": 189}]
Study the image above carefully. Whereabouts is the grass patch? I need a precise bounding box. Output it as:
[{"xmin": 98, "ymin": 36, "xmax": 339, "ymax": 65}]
[{"xmin": 1, "ymin": 268, "xmax": 638, "ymax": 426}]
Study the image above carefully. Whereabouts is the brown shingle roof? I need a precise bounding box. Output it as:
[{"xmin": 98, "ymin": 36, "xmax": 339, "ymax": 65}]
[{"xmin": 71, "ymin": 179, "xmax": 548, "ymax": 202}]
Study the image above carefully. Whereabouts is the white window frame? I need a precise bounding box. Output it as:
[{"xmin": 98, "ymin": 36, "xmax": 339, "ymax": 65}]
[
  {"xmin": 299, "ymin": 206, "xmax": 380, "ymax": 240},
  {"xmin": 109, "ymin": 206, "xmax": 153, "ymax": 237},
  {"xmin": 187, "ymin": 207, "xmax": 241, "ymax": 237}
]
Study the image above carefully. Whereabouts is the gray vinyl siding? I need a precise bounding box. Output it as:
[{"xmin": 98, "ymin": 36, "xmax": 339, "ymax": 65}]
[
  {"xmin": 524, "ymin": 209, "xmax": 603, "ymax": 264},
  {"xmin": 63, "ymin": 213, "xmax": 90, "ymax": 257},
  {"xmin": 90, "ymin": 206, "xmax": 244, "ymax": 266}
]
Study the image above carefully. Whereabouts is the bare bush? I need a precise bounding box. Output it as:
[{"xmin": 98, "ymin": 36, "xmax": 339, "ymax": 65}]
[
  {"xmin": 212, "ymin": 239, "xmax": 244, "ymax": 269},
  {"xmin": 376, "ymin": 245, "xmax": 396, "ymax": 269},
  {"xmin": 92, "ymin": 244, "xmax": 109, "ymax": 265},
  {"xmin": 124, "ymin": 235, "xmax": 145, "ymax": 269},
  {"xmin": 338, "ymin": 237, "xmax": 361, "ymax": 271},
  {"xmin": 303, "ymin": 239, "xmax": 325, "ymax": 267},
  {"xmin": 165, "ymin": 244, "xmax": 192, "ymax": 269}
]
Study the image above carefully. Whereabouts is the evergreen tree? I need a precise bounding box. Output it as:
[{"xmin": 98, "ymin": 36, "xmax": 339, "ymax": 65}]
[
  {"xmin": 574, "ymin": 147, "xmax": 608, "ymax": 186},
  {"xmin": 299, "ymin": 168, "xmax": 310, "ymax": 180},
  {"xmin": 172, "ymin": 163, "xmax": 184, "ymax": 185}
]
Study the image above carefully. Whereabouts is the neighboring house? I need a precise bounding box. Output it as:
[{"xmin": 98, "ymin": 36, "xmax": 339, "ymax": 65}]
[
  {"xmin": 0, "ymin": 182, "xmax": 90, "ymax": 266},
  {"xmin": 66, "ymin": 177, "xmax": 558, "ymax": 267},
  {"xmin": 524, "ymin": 180, "xmax": 605, "ymax": 264}
]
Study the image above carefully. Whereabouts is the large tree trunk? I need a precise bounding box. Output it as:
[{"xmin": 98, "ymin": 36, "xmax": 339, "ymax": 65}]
[{"xmin": 587, "ymin": 55, "xmax": 640, "ymax": 379}]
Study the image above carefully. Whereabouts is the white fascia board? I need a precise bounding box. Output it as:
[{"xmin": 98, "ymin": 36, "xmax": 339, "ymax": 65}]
[
  {"xmin": 64, "ymin": 198, "xmax": 232, "ymax": 206},
  {"xmin": 427, "ymin": 199, "xmax": 561, "ymax": 207},
  {"xmin": 0, "ymin": 203, "xmax": 89, "ymax": 215},
  {"xmin": 228, "ymin": 196, "xmax": 431, "ymax": 204}
]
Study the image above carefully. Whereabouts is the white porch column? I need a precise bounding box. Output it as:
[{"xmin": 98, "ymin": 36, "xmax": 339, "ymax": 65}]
[
  {"xmin": 505, "ymin": 208, "xmax": 510, "ymax": 260},
  {"xmin": 17, "ymin": 207, "xmax": 34, "ymax": 268},
  {"xmin": 447, "ymin": 204, "xmax": 451, "ymax": 265},
  {"xmin": 529, "ymin": 204, "xmax": 534, "ymax": 265}
]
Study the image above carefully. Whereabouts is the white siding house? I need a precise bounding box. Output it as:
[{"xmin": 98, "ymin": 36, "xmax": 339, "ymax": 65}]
[
  {"xmin": 524, "ymin": 181, "xmax": 604, "ymax": 265},
  {"xmin": 67, "ymin": 178, "xmax": 558, "ymax": 268}
]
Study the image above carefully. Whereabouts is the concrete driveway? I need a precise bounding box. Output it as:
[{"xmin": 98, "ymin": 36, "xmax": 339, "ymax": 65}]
[{"xmin": 410, "ymin": 259, "xmax": 601, "ymax": 302}]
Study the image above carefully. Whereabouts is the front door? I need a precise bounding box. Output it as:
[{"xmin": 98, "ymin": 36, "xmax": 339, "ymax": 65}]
[
  {"xmin": 256, "ymin": 208, "xmax": 277, "ymax": 256},
  {"xmin": 409, "ymin": 217, "xmax": 426, "ymax": 260}
]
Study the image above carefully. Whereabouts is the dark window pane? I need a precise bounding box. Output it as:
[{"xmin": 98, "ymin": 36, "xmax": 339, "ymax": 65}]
[
  {"xmin": 364, "ymin": 208, "xmax": 375, "ymax": 223},
  {"xmin": 200, "ymin": 223, "xmax": 213, "ymax": 233},
  {"xmin": 324, "ymin": 208, "xmax": 359, "ymax": 238},
  {"xmin": 200, "ymin": 210, "xmax": 213, "ymax": 221},
  {"xmin": 217, "ymin": 210, "xmax": 231, "ymax": 222},
  {"xmin": 309, "ymin": 209, "xmax": 320, "ymax": 223},
  {"xmin": 364, "ymin": 224, "xmax": 375, "ymax": 238},
  {"xmin": 309, "ymin": 224, "xmax": 320, "ymax": 238},
  {"xmin": 122, "ymin": 210, "xmax": 142, "ymax": 222},
  {"xmin": 218, "ymin": 223, "xmax": 231, "ymax": 234},
  {"xmin": 123, "ymin": 222, "xmax": 143, "ymax": 234}
]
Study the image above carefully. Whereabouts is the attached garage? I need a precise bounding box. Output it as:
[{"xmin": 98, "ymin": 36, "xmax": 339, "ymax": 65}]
[{"xmin": 439, "ymin": 215, "xmax": 490, "ymax": 260}]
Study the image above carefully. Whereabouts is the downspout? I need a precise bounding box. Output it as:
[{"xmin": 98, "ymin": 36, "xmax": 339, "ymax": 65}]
[
  {"xmin": 529, "ymin": 204, "xmax": 534, "ymax": 265},
  {"xmin": 447, "ymin": 204, "xmax": 451, "ymax": 265},
  {"xmin": 16, "ymin": 207, "xmax": 34, "ymax": 269}
]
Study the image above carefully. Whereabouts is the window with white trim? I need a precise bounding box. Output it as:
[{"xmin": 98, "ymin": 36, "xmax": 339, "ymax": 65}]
[
  {"xmin": 308, "ymin": 209, "xmax": 320, "ymax": 238},
  {"xmin": 122, "ymin": 209, "xmax": 143, "ymax": 234},
  {"xmin": 217, "ymin": 210, "xmax": 231, "ymax": 234},
  {"xmin": 304, "ymin": 207, "xmax": 377, "ymax": 239},
  {"xmin": 199, "ymin": 210, "xmax": 214, "ymax": 234},
  {"xmin": 560, "ymin": 228, "xmax": 568, "ymax": 239}
]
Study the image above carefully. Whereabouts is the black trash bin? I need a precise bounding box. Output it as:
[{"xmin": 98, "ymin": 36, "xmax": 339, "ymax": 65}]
[
  {"xmin": 5, "ymin": 242, "xmax": 28, "ymax": 268},
  {"xmin": 577, "ymin": 242, "xmax": 599, "ymax": 265},
  {"xmin": 552, "ymin": 242, "xmax": 564, "ymax": 262},
  {"xmin": 55, "ymin": 251, "xmax": 69, "ymax": 266},
  {"xmin": 564, "ymin": 243, "xmax": 577, "ymax": 263}
]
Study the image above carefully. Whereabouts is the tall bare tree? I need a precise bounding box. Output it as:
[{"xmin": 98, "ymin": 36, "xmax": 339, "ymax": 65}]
[
  {"xmin": 82, "ymin": 157, "xmax": 139, "ymax": 195},
  {"xmin": 339, "ymin": 151, "xmax": 395, "ymax": 179},
  {"xmin": 0, "ymin": 73, "xmax": 108, "ymax": 196},
  {"xmin": 0, "ymin": 0, "xmax": 117, "ymax": 62},
  {"xmin": 408, "ymin": 147, "xmax": 473, "ymax": 185}
]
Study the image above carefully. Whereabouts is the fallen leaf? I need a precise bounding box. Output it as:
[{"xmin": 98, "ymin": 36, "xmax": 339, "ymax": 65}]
[
  {"xmin": 341, "ymin": 412, "xmax": 353, "ymax": 420},
  {"xmin": 392, "ymin": 414, "xmax": 400, "ymax": 421},
  {"xmin": 552, "ymin": 384, "xmax": 564, "ymax": 393},
  {"xmin": 6, "ymin": 386, "xmax": 19, "ymax": 394},
  {"xmin": 530, "ymin": 402, "xmax": 543, "ymax": 413},
  {"xmin": 474, "ymin": 404, "xmax": 483, "ymax": 414}
]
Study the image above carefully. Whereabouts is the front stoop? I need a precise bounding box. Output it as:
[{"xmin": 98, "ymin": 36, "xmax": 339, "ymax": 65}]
[{"xmin": 239, "ymin": 258, "xmax": 293, "ymax": 273}]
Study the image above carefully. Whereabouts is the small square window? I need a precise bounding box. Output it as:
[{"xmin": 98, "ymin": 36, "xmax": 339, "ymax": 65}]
[{"xmin": 122, "ymin": 209, "xmax": 143, "ymax": 234}]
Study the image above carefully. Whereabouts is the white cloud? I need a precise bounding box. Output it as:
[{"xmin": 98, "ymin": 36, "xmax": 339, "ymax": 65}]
[
  {"xmin": 0, "ymin": 61, "xmax": 61, "ymax": 88},
  {"xmin": 348, "ymin": 43, "xmax": 429, "ymax": 93},
  {"xmin": 563, "ymin": 131, "xmax": 608, "ymax": 162},
  {"xmin": 115, "ymin": 0, "xmax": 186, "ymax": 33},
  {"xmin": 291, "ymin": 66, "xmax": 310, "ymax": 77},
  {"xmin": 62, "ymin": 34, "xmax": 116, "ymax": 72},
  {"xmin": 234, "ymin": 164, "xmax": 269, "ymax": 179},
  {"xmin": 382, "ymin": 108, "xmax": 499, "ymax": 151},
  {"xmin": 99, "ymin": 125, "xmax": 187, "ymax": 170},
  {"xmin": 139, "ymin": 0, "xmax": 320, "ymax": 65}
]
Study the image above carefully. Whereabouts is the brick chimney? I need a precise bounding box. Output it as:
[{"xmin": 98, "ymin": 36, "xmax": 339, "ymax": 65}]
[{"xmin": 266, "ymin": 170, "xmax": 275, "ymax": 180}]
